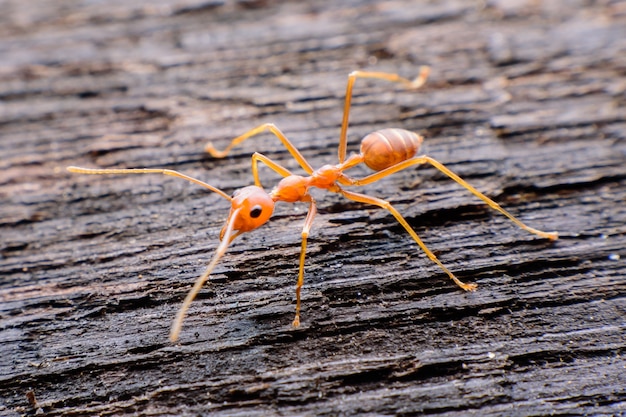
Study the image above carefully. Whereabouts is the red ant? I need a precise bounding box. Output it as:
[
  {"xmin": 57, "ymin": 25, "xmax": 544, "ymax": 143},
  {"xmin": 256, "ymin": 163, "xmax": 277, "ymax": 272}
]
[{"xmin": 68, "ymin": 67, "xmax": 558, "ymax": 342}]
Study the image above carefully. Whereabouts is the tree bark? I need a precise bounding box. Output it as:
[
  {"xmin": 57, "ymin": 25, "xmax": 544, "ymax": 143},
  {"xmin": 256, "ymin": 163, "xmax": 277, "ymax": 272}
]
[{"xmin": 1, "ymin": 1, "xmax": 625, "ymax": 416}]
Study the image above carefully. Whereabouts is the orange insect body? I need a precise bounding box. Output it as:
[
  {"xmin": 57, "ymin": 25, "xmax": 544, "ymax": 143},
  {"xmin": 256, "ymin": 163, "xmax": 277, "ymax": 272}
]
[
  {"xmin": 309, "ymin": 164, "xmax": 343, "ymax": 189},
  {"xmin": 271, "ymin": 175, "xmax": 309, "ymax": 203},
  {"xmin": 227, "ymin": 128, "xmax": 421, "ymax": 234},
  {"xmin": 67, "ymin": 67, "xmax": 557, "ymax": 342},
  {"xmin": 360, "ymin": 128, "xmax": 423, "ymax": 171}
]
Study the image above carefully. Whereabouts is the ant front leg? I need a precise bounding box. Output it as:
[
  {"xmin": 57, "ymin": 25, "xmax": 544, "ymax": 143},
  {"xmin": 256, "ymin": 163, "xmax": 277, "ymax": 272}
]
[
  {"xmin": 245, "ymin": 153, "xmax": 316, "ymax": 326},
  {"xmin": 206, "ymin": 123, "xmax": 314, "ymax": 175},
  {"xmin": 293, "ymin": 195, "xmax": 318, "ymax": 327},
  {"xmin": 337, "ymin": 66, "xmax": 430, "ymax": 164},
  {"xmin": 251, "ymin": 152, "xmax": 293, "ymax": 188}
]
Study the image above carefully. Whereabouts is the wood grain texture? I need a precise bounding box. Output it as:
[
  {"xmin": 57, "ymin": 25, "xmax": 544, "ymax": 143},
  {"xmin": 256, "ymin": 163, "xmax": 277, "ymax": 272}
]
[{"xmin": 1, "ymin": 0, "xmax": 625, "ymax": 415}]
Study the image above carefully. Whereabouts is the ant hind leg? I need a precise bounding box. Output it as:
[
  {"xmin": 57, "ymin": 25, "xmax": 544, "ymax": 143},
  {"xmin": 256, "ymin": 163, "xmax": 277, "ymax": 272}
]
[{"xmin": 337, "ymin": 66, "xmax": 430, "ymax": 164}]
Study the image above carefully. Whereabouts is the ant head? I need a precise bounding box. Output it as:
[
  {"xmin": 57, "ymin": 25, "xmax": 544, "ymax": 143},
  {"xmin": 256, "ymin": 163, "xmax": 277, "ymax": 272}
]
[{"xmin": 220, "ymin": 186, "xmax": 275, "ymax": 239}]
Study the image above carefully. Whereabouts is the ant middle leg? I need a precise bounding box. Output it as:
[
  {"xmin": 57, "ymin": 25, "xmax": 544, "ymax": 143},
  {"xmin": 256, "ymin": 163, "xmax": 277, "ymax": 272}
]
[{"xmin": 338, "ymin": 188, "xmax": 477, "ymax": 291}]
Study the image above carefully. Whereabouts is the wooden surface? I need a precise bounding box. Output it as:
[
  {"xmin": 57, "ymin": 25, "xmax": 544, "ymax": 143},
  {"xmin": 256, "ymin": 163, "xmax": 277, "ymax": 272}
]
[{"xmin": 1, "ymin": 1, "xmax": 626, "ymax": 415}]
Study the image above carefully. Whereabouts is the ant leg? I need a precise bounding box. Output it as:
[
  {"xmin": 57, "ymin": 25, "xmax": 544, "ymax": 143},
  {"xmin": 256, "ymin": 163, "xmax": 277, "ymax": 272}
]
[
  {"xmin": 338, "ymin": 66, "xmax": 430, "ymax": 164},
  {"xmin": 66, "ymin": 166, "xmax": 232, "ymax": 201},
  {"xmin": 251, "ymin": 152, "xmax": 293, "ymax": 188},
  {"xmin": 245, "ymin": 153, "xmax": 316, "ymax": 326},
  {"xmin": 344, "ymin": 156, "xmax": 558, "ymax": 240},
  {"xmin": 206, "ymin": 123, "xmax": 314, "ymax": 174},
  {"xmin": 293, "ymin": 195, "xmax": 318, "ymax": 327},
  {"xmin": 338, "ymin": 188, "xmax": 477, "ymax": 291}
]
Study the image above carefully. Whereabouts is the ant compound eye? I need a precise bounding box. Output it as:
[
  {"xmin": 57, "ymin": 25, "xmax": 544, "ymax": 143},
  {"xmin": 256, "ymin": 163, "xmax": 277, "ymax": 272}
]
[{"xmin": 249, "ymin": 205, "xmax": 263, "ymax": 218}]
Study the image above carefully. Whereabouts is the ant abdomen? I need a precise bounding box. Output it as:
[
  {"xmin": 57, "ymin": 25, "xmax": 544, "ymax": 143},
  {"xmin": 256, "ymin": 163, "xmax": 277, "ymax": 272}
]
[{"xmin": 360, "ymin": 128, "xmax": 423, "ymax": 171}]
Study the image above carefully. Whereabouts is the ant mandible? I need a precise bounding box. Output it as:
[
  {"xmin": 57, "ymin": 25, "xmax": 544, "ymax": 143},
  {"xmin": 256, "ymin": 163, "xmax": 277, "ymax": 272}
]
[{"xmin": 68, "ymin": 67, "xmax": 558, "ymax": 342}]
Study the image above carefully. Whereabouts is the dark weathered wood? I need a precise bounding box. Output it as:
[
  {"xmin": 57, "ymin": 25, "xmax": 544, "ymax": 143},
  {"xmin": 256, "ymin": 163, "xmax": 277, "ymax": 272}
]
[{"xmin": 1, "ymin": 1, "xmax": 625, "ymax": 416}]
